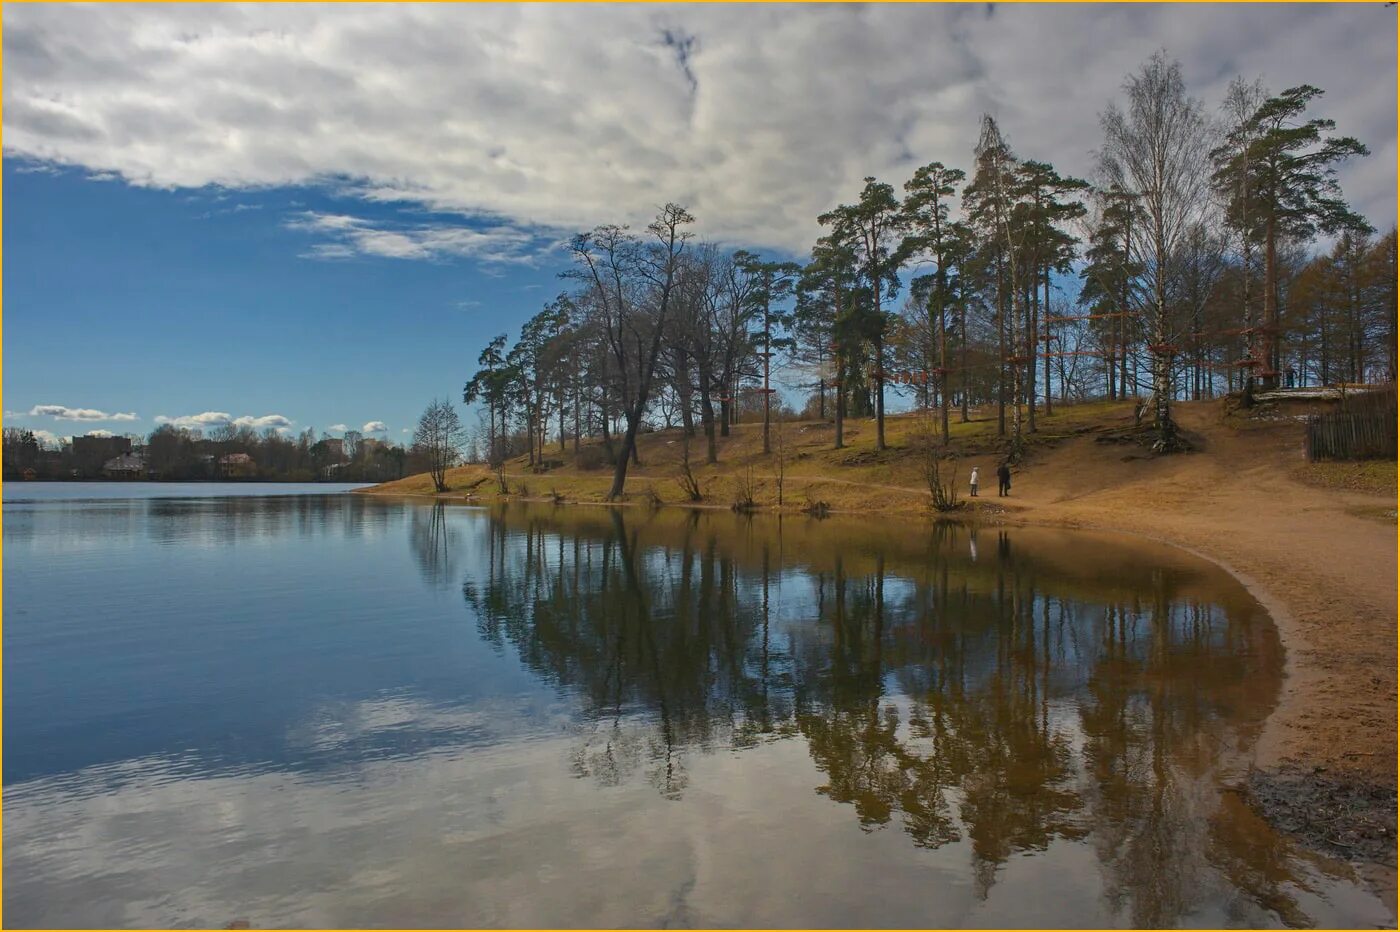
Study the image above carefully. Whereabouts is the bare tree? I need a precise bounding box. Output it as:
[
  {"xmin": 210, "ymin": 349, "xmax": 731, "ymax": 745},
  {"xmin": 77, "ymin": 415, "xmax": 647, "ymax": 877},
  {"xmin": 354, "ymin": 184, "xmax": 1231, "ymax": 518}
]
[
  {"xmin": 342, "ymin": 429, "xmax": 362, "ymax": 461},
  {"xmin": 568, "ymin": 203, "xmax": 695, "ymax": 500},
  {"xmin": 1099, "ymin": 51, "xmax": 1215, "ymax": 451},
  {"xmin": 413, "ymin": 398, "xmax": 465, "ymax": 492}
]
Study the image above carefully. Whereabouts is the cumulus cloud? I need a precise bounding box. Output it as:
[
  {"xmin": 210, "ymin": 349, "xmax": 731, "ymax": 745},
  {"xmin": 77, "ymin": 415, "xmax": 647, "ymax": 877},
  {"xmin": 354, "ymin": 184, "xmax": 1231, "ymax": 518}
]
[
  {"xmin": 155, "ymin": 412, "xmax": 293, "ymax": 430},
  {"xmin": 29, "ymin": 404, "xmax": 138, "ymax": 422},
  {"xmin": 328, "ymin": 423, "xmax": 349, "ymax": 433},
  {"xmin": 29, "ymin": 429, "xmax": 64, "ymax": 449},
  {"xmin": 153, "ymin": 411, "xmax": 232, "ymax": 429},
  {"xmin": 1, "ymin": 4, "xmax": 1391, "ymax": 253},
  {"xmin": 77, "ymin": 429, "xmax": 116, "ymax": 438},
  {"xmin": 361, "ymin": 420, "xmax": 387, "ymax": 433}
]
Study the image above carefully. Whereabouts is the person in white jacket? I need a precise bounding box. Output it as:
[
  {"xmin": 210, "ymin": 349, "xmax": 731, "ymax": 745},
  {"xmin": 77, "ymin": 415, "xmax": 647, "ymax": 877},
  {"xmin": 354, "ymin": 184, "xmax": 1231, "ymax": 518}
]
[{"xmin": 969, "ymin": 466, "xmax": 980, "ymax": 497}]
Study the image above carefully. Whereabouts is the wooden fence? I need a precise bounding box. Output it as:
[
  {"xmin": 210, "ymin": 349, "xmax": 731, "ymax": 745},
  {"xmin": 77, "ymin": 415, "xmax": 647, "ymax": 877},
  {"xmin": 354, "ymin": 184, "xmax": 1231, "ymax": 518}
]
[{"xmin": 1304, "ymin": 384, "xmax": 1398, "ymax": 461}]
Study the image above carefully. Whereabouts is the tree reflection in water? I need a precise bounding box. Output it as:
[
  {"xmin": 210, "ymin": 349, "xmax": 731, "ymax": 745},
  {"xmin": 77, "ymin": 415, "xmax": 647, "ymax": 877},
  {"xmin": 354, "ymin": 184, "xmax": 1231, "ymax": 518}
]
[
  {"xmin": 410, "ymin": 502, "xmax": 458, "ymax": 587},
  {"xmin": 458, "ymin": 503, "xmax": 1343, "ymax": 924}
]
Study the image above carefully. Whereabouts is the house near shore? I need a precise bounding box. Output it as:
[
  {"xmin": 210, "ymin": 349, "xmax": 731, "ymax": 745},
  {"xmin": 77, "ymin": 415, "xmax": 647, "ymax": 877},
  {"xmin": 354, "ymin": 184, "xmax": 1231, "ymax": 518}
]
[
  {"xmin": 218, "ymin": 452, "xmax": 257, "ymax": 478},
  {"xmin": 103, "ymin": 453, "xmax": 148, "ymax": 480}
]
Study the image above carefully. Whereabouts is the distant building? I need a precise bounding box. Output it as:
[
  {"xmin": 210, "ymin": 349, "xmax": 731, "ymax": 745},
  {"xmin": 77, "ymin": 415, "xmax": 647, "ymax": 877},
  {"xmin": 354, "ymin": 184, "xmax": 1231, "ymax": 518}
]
[
  {"xmin": 218, "ymin": 452, "xmax": 257, "ymax": 478},
  {"xmin": 72, "ymin": 434, "xmax": 132, "ymax": 477},
  {"xmin": 103, "ymin": 453, "xmax": 147, "ymax": 480},
  {"xmin": 322, "ymin": 438, "xmax": 345, "ymax": 459},
  {"xmin": 359, "ymin": 438, "xmax": 387, "ymax": 455}
]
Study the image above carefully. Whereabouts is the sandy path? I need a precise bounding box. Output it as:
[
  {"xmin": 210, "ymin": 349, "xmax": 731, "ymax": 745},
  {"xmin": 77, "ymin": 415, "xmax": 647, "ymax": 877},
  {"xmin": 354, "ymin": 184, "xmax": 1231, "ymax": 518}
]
[{"xmin": 1002, "ymin": 404, "xmax": 1396, "ymax": 787}]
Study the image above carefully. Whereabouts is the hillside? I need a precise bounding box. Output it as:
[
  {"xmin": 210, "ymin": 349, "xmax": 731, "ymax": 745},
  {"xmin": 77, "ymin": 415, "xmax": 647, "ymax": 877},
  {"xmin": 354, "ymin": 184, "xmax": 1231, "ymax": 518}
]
[{"xmin": 364, "ymin": 399, "xmax": 1148, "ymax": 511}]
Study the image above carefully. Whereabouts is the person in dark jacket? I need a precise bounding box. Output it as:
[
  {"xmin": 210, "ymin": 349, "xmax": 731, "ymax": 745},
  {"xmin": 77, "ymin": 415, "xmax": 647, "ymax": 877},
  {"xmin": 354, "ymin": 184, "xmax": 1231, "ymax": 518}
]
[{"xmin": 996, "ymin": 462, "xmax": 1012, "ymax": 497}]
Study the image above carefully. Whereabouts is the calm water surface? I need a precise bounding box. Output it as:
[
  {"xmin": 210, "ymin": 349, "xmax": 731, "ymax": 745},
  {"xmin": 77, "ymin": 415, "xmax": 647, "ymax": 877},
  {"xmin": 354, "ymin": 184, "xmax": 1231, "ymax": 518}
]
[{"xmin": 3, "ymin": 487, "xmax": 1391, "ymax": 928}]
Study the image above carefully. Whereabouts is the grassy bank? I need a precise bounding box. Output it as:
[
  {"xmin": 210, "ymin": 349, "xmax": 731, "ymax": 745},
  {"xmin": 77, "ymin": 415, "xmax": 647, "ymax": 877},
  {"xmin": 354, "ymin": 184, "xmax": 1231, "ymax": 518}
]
[{"xmin": 361, "ymin": 398, "xmax": 1138, "ymax": 513}]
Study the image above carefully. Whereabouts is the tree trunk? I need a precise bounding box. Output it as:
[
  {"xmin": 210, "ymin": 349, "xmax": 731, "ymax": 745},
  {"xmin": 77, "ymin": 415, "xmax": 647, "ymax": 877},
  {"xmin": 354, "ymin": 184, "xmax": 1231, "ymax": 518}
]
[
  {"xmin": 698, "ymin": 359, "xmax": 718, "ymax": 465},
  {"xmin": 608, "ymin": 415, "xmax": 641, "ymax": 500},
  {"xmin": 959, "ymin": 298, "xmax": 970, "ymax": 423},
  {"xmin": 939, "ymin": 294, "xmax": 950, "ymax": 442},
  {"xmin": 676, "ymin": 348, "xmax": 695, "ymax": 438},
  {"xmin": 835, "ymin": 377, "xmax": 845, "ymax": 449},
  {"xmin": 873, "ymin": 330, "xmax": 886, "ymax": 451},
  {"xmin": 1026, "ymin": 279, "xmax": 1037, "ymax": 433},
  {"xmin": 997, "ymin": 273, "xmax": 1007, "ymax": 436},
  {"xmin": 762, "ymin": 295, "xmax": 772, "ymax": 455},
  {"xmin": 1261, "ymin": 216, "xmax": 1279, "ymax": 390},
  {"xmin": 1043, "ymin": 266, "xmax": 1053, "ymax": 417}
]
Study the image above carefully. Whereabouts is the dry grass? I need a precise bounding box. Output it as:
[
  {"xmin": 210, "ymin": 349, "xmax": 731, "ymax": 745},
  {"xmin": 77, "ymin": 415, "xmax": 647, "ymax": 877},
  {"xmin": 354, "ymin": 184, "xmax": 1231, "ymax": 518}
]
[
  {"xmin": 362, "ymin": 400, "xmax": 1135, "ymax": 514},
  {"xmin": 1291, "ymin": 459, "xmax": 1398, "ymax": 497}
]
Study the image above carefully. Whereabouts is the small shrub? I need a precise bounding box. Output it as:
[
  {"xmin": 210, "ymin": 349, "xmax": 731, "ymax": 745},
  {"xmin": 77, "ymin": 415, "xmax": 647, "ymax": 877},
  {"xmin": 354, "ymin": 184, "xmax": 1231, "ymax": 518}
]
[
  {"xmin": 802, "ymin": 487, "xmax": 831, "ymax": 518},
  {"xmin": 731, "ymin": 467, "xmax": 761, "ymax": 513},
  {"xmin": 675, "ymin": 436, "xmax": 703, "ymax": 502}
]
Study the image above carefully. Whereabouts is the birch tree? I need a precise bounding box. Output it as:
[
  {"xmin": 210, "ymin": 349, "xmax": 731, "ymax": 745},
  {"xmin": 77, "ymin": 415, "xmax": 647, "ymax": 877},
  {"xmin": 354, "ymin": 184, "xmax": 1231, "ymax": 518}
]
[{"xmin": 1098, "ymin": 52, "xmax": 1215, "ymax": 451}]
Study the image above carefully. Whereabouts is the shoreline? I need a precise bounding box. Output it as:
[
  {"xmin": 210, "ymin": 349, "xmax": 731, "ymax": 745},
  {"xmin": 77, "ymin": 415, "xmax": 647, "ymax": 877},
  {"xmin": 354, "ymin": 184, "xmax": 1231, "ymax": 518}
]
[{"xmin": 358, "ymin": 410, "xmax": 1397, "ymax": 888}]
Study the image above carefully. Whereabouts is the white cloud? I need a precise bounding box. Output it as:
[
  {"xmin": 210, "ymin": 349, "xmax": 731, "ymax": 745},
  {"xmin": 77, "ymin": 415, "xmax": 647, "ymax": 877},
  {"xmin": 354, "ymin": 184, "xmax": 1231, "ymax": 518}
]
[
  {"xmin": 29, "ymin": 429, "xmax": 64, "ymax": 449},
  {"xmin": 362, "ymin": 420, "xmax": 387, "ymax": 433},
  {"xmin": 233, "ymin": 414, "xmax": 293, "ymax": 429},
  {"xmin": 29, "ymin": 404, "xmax": 138, "ymax": 422},
  {"xmin": 0, "ymin": 4, "xmax": 1391, "ymax": 254},
  {"xmin": 78, "ymin": 429, "xmax": 116, "ymax": 438},
  {"xmin": 154, "ymin": 411, "xmax": 231, "ymax": 429},
  {"xmin": 328, "ymin": 423, "xmax": 349, "ymax": 433},
  {"xmin": 154, "ymin": 412, "xmax": 292, "ymax": 430},
  {"xmin": 285, "ymin": 211, "xmax": 543, "ymax": 264}
]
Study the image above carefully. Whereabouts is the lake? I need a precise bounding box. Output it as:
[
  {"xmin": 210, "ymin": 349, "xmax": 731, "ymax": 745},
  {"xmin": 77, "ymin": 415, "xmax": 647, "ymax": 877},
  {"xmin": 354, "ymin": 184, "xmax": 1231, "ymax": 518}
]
[{"xmin": 2, "ymin": 486, "xmax": 1390, "ymax": 928}]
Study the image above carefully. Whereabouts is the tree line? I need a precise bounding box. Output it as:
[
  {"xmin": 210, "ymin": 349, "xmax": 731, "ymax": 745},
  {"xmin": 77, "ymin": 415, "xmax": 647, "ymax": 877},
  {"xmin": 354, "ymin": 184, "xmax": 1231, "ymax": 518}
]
[
  {"xmin": 452, "ymin": 51, "xmax": 1389, "ymax": 496},
  {"xmin": 2, "ymin": 422, "xmax": 412, "ymax": 482}
]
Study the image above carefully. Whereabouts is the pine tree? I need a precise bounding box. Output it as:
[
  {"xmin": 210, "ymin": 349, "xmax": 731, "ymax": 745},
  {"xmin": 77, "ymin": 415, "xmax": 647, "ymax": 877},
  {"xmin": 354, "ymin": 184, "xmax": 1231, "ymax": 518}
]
[
  {"xmin": 1212, "ymin": 84, "xmax": 1368, "ymax": 389},
  {"xmin": 819, "ymin": 177, "xmax": 910, "ymax": 451}
]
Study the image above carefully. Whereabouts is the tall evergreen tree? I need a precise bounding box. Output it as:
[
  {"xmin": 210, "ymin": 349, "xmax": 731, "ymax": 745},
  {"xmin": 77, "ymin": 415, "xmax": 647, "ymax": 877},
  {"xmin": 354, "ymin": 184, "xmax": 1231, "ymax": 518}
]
[
  {"xmin": 1212, "ymin": 84, "xmax": 1368, "ymax": 388},
  {"xmin": 819, "ymin": 177, "xmax": 910, "ymax": 451},
  {"xmin": 903, "ymin": 162, "xmax": 968, "ymax": 440}
]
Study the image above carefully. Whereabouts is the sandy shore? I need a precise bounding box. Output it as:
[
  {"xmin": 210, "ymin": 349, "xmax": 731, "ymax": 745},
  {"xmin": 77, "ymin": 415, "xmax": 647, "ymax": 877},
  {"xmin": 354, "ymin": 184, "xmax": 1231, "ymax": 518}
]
[
  {"xmin": 990, "ymin": 404, "xmax": 1396, "ymax": 887},
  {"xmin": 1001, "ymin": 404, "xmax": 1395, "ymax": 792}
]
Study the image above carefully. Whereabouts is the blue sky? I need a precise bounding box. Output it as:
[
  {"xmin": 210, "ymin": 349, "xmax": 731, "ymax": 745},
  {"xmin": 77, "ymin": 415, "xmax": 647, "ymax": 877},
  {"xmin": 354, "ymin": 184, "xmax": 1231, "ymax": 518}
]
[
  {"xmin": 3, "ymin": 3, "xmax": 1393, "ymax": 447},
  {"xmin": 3, "ymin": 160, "xmax": 573, "ymax": 444}
]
